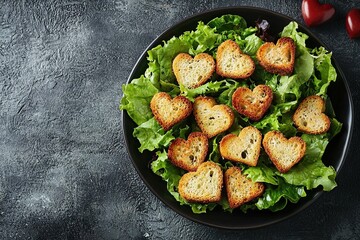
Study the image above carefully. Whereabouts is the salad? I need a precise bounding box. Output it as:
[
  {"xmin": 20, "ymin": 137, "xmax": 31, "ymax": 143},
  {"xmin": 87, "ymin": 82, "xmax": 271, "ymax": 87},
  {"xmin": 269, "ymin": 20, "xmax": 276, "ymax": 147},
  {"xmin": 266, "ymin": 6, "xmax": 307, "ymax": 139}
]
[{"xmin": 120, "ymin": 14, "xmax": 342, "ymax": 213}]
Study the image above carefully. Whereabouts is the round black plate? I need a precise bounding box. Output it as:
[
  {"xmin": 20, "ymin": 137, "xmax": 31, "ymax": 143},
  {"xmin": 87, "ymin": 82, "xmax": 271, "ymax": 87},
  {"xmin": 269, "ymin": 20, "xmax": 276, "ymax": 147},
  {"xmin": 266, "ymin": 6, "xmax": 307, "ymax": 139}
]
[{"xmin": 122, "ymin": 7, "xmax": 353, "ymax": 229}]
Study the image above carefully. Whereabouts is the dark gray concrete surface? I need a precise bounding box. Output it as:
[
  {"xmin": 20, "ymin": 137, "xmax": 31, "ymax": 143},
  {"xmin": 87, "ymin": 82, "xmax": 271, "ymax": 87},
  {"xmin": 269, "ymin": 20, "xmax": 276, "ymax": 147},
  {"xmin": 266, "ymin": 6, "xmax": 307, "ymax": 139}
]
[{"xmin": 0, "ymin": 0, "xmax": 359, "ymax": 239}]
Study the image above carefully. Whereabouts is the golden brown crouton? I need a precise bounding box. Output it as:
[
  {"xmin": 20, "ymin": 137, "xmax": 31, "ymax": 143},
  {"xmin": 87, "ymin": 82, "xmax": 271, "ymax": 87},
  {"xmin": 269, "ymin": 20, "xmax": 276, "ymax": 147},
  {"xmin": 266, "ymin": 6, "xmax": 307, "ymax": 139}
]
[
  {"xmin": 256, "ymin": 37, "xmax": 295, "ymax": 76},
  {"xmin": 168, "ymin": 132, "xmax": 208, "ymax": 172},
  {"xmin": 262, "ymin": 131, "xmax": 306, "ymax": 173},
  {"xmin": 293, "ymin": 95, "xmax": 331, "ymax": 134},
  {"xmin": 216, "ymin": 40, "xmax": 255, "ymax": 79},
  {"xmin": 232, "ymin": 84, "xmax": 273, "ymax": 121},
  {"xmin": 219, "ymin": 126, "xmax": 262, "ymax": 166},
  {"xmin": 193, "ymin": 96, "xmax": 234, "ymax": 138},
  {"xmin": 150, "ymin": 92, "xmax": 192, "ymax": 131},
  {"xmin": 225, "ymin": 167, "xmax": 265, "ymax": 209},
  {"xmin": 173, "ymin": 52, "xmax": 215, "ymax": 89},
  {"xmin": 178, "ymin": 161, "xmax": 223, "ymax": 203}
]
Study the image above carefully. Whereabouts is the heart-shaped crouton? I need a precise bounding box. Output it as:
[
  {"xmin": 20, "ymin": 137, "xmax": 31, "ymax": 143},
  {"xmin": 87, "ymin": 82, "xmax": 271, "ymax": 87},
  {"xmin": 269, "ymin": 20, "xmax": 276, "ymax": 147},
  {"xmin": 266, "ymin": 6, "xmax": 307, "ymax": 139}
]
[
  {"xmin": 150, "ymin": 92, "xmax": 192, "ymax": 131},
  {"xmin": 263, "ymin": 131, "xmax": 306, "ymax": 173},
  {"xmin": 232, "ymin": 85, "xmax": 273, "ymax": 121},
  {"xmin": 225, "ymin": 167, "xmax": 265, "ymax": 209},
  {"xmin": 293, "ymin": 95, "xmax": 331, "ymax": 134},
  {"xmin": 216, "ymin": 40, "xmax": 255, "ymax": 79},
  {"xmin": 178, "ymin": 161, "xmax": 223, "ymax": 203},
  {"xmin": 168, "ymin": 132, "xmax": 208, "ymax": 171},
  {"xmin": 193, "ymin": 96, "xmax": 234, "ymax": 138},
  {"xmin": 219, "ymin": 126, "xmax": 262, "ymax": 166},
  {"xmin": 173, "ymin": 53, "xmax": 215, "ymax": 89},
  {"xmin": 256, "ymin": 37, "xmax": 295, "ymax": 76}
]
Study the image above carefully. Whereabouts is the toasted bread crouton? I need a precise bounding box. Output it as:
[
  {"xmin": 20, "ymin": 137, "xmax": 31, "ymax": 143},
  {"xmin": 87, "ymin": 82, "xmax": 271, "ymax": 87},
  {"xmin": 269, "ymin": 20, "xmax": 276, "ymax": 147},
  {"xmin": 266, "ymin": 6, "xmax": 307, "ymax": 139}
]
[
  {"xmin": 219, "ymin": 126, "xmax": 262, "ymax": 166},
  {"xmin": 256, "ymin": 37, "xmax": 295, "ymax": 76},
  {"xmin": 193, "ymin": 96, "xmax": 234, "ymax": 138},
  {"xmin": 150, "ymin": 92, "xmax": 192, "ymax": 131},
  {"xmin": 172, "ymin": 53, "xmax": 215, "ymax": 89},
  {"xmin": 263, "ymin": 131, "xmax": 306, "ymax": 173},
  {"xmin": 293, "ymin": 95, "xmax": 331, "ymax": 134},
  {"xmin": 178, "ymin": 161, "xmax": 223, "ymax": 203},
  {"xmin": 216, "ymin": 40, "xmax": 255, "ymax": 79},
  {"xmin": 168, "ymin": 132, "xmax": 209, "ymax": 172},
  {"xmin": 225, "ymin": 167, "xmax": 265, "ymax": 208},
  {"xmin": 232, "ymin": 85, "xmax": 273, "ymax": 121}
]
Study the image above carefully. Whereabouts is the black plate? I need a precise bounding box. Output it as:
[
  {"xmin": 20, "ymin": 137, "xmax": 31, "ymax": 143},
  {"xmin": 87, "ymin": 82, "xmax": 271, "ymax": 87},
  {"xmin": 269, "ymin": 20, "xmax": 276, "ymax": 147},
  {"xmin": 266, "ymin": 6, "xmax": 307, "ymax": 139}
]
[{"xmin": 122, "ymin": 7, "xmax": 353, "ymax": 229}]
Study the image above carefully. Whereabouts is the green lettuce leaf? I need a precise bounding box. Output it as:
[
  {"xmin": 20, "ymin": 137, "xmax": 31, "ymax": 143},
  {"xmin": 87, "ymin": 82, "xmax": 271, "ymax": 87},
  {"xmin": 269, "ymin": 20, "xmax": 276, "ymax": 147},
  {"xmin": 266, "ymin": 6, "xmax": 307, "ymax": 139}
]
[
  {"xmin": 133, "ymin": 118, "xmax": 175, "ymax": 153},
  {"xmin": 295, "ymin": 49, "xmax": 314, "ymax": 84},
  {"xmin": 312, "ymin": 47, "xmax": 337, "ymax": 96},
  {"xmin": 280, "ymin": 21, "xmax": 308, "ymax": 50},
  {"xmin": 253, "ymin": 106, "xmax": 281, "ymax": 132},
  {"xmin": 328, "ymin": 118, "xmax": 342, "ymax": 140},
  {"xmin": 120, "ymin": 76, "xmax": 159, "ymax": 125},
  {"xmin": 180, "ymin": 79, "xmax": 243, "ymax": 102},
  {"xmin": 208, "ymin": 134, "xmax": 223, "ymax": 163},
  {"xmin": 159, "ymin": 80, "xmax": 180, "ymax": 97},
  {"xmin": 182, "ymin": 22, "xmax": 219, "ymax": 56},
  {"xmin": 207, "ymin": 14, "xmax": 257, "ymax": 49},
  {"xmin": 216, "ymin": 80, "xmax": 245, "ymax": 106},
  {"xmin": 207, "ymin": 14, "xmax": 247, "ymax": 33},
  {"xmin": 242, "ymin": 34, "xmax": 263, "ymax": 57},
  {"xmin": 256, "ymin": 180, "xmax": 307, "ymax": 212},
  {"xmin": 243, "ymin": 161, "xmax": 278, "ymax": 185},
  {"xmin": 180, "ymin": 80, "xmax": 225, "ymax": 102},
  {"xmin": 151, "ymin": 150, "xmax": 183, "ymax": 200}
]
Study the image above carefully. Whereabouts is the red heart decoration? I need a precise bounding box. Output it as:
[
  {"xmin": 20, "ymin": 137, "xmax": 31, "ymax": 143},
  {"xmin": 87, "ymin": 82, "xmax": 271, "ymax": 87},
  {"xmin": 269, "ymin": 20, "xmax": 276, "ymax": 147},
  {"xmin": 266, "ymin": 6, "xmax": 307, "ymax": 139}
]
[
  {"xmin": 302, "ymin": 0, "xmax": 335, "ymax": 27},
  {"xmin": 346, "ymin": 9, "xmax": 360, "ymax": 39}
]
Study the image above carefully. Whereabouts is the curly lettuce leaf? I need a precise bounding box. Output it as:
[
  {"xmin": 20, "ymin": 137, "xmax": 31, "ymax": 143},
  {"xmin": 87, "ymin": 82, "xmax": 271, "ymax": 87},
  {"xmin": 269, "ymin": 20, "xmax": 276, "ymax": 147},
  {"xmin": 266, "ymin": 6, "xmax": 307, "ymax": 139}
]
[
  {"xmin": 280, "ymin": 21, "xmax": 308, "ymax": 50},
  {"xmin": 183, "ymin": 22, "xmax": 219, "ymax": 56},
  {"xmin": 253, "ymin": 106, "xmax": 282, "ymax": 132},
  {"xmin": 311, "ymin": 47, "xmax": 337, "ymax": 96},
  {"xmin": 255, "ymin": 180, "xmax": 307, "ymax": 212},
  {"xmin": 133, "ymin": 118, "xmax": 175, "ymax": 153},
  {"xmin": 180, "ymin": 79, "xmax": 244, "ymax": 103},
  {"xmin": 208, "ymin": 134, "xmax": 223, "ymax": 163},
  {"xmin": 243, "ymin": 161, "xmax": 278, "ymax": 185},
  {"xmin": 207, "ymin": 14, "xmax": 247, "ymax": 33},
  {"xmin": 151, "ymin": 150, "xmax": 183, "ymax": 200},
  {"xmin": 251, "ymin": 99, "xmax": 296, "ymax": 135},
  {"xmin": 242, "ymin": 34, "xmax": 263, "ymax": 57},
  {"xmin": 159, "ymin": 80, "xmax": 180, "ymax": 97},
  {"xmin": 208, "ymin": 14, "xmax": 257, "ymax": 50},
  {"xmin": 281, "ymin": 22, "xmax": 336, "ymax": 98},
  {"xmin": 280, "ymin": 157, "xmax": 337, "ymax": 192},
  {"xmin": 120, "ymin": 76, "xmax": 159, "ymax": 125},
  {"xmin": 328, "ymin": 117, "xmax": 342, "ymax": 140},
  {"xmin": 216, "ymin": 79, "xmax": 245, "ymax": 106},
  {"xmin": 180, "ymin": 80, "xmax": 226, "ymax": 102},
  {"xmin": 255, "ymin": 21, "xmax": 312, "ymax": 110}
]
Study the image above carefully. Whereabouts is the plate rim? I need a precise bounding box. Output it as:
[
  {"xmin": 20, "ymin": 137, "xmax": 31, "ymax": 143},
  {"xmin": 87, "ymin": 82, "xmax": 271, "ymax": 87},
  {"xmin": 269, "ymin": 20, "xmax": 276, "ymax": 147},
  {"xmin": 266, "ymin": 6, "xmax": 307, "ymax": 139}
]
[{"xmin": 121, "ymin": 6, "xmax": 354, "ymax": 229}]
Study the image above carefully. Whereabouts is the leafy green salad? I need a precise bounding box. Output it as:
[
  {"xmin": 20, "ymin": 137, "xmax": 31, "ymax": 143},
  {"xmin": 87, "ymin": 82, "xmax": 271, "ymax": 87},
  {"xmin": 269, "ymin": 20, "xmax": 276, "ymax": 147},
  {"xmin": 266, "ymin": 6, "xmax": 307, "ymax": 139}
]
[{"xmin": 120, "ymin": 15, "xmax": 342, "ymax": 213}]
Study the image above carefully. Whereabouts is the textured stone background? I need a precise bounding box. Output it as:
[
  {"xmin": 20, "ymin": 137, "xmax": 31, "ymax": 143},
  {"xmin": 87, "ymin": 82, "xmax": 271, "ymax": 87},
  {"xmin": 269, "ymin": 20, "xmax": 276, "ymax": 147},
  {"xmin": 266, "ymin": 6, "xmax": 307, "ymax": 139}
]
[{"xmin": 0, "ymin": 0, "xmax": 359, "ymax": 239}]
